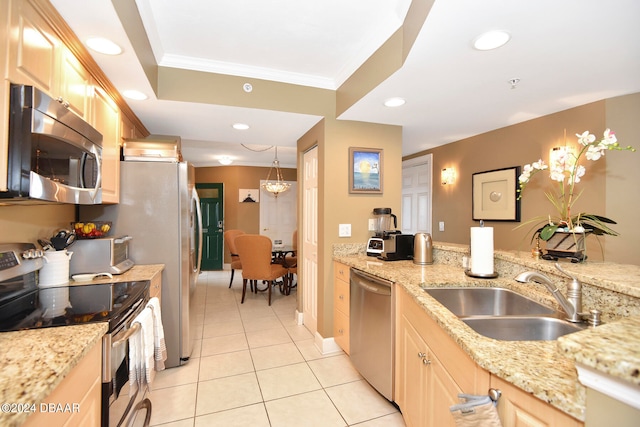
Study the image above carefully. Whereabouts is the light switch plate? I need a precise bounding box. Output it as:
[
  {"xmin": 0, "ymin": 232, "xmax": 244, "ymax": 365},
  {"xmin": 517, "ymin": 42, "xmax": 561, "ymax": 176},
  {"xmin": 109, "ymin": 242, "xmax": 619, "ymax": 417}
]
[
  {"xmin": 339, "ymin": 223, "xmax": 352, "ymax": 237},
  {"xmin": 368, "ymin": 219, "xmax": 376, "ymax": 231},
  {"xmin": 439, "ymin": 221, "xmax": 445, "ymax": 232}
]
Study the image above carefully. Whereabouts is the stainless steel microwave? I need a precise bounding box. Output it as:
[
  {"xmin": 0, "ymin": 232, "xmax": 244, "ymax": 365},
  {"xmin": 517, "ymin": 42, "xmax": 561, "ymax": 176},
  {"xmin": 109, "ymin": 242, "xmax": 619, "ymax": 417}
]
[{"xmin": 1, "ymin": 84, "xmax": 103, "ymax": 204}]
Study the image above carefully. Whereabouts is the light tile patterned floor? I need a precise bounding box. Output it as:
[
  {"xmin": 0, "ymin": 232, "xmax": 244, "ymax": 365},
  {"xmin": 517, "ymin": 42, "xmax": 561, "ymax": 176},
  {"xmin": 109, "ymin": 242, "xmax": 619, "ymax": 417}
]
[{"xmin": 143, "ymin": 270, "xmax": 405, "ymax": 427}]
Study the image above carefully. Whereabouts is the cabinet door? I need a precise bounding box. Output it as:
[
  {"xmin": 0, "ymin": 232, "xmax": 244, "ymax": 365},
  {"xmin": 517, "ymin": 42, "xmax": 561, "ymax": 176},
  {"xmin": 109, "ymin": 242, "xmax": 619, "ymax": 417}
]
[
  {"xmin": 397, "ymin": 312, "xmax": 429, "ymax": 427},
  {"xmin": 427, "ymin": 351, "xmax": 462, "ymax": 427},
  {"xmin": 93, "ymin": 85, "xmax": 120, "ymax": 204},
  {"xmin": 7, "ymin": 0, "xmax": 60, "ymax": 93},
  {"xmin": 23, "ymin": 342, "xmax": 101, "ymax": 427},
  {"xmin": 492, "ymin": 375, "xmax": 583, "ymax": 427},
  {"xmin": 58, "ymin": 47, "xmax": 93, "ymax": 121}
]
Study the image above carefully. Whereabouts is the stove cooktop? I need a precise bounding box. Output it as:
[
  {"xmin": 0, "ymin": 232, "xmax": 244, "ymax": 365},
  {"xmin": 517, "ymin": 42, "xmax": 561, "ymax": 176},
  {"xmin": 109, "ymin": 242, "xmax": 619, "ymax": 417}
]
[{"xmin": 0, "ymin": 280, "xmax": 149, "ymax": 332}]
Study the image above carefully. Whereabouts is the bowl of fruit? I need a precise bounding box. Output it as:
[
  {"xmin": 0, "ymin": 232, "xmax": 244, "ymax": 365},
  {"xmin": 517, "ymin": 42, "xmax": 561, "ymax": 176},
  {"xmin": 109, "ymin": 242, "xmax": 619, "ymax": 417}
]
[{"xmin": 72, "ymin": 222, "xmax": 112, "ymax": 239}]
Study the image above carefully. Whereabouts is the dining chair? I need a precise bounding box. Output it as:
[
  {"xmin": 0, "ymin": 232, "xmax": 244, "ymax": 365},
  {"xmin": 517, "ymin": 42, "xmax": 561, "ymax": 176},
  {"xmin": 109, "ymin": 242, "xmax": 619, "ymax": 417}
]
[
  {"xmin": 284, "ymin": 229, "xmax": 297, "ymax": 267},
  {"xmin": 223, "ymin": 229, "xmax": 245, "ymax": 288},
  {"xmin": 235, "ymin": 234, "xmax": 289, "ymax": 305},
  {"xmin": 284, "ymin": 230, "xmax": 298, "ymax": 291}
]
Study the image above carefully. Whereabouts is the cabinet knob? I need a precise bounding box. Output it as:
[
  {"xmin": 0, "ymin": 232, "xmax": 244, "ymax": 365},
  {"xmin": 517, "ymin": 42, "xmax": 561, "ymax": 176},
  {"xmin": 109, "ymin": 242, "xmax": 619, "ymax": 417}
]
[
  {"xmin": 338, "ymin": 328, "xmax": 344, "ymax": 334},
  {"xmin": 422, "ymin": 358, "xmax": 431, "ymax": 365},
  {"xmin": 418, "ymin": 352, "xmax": 426, "ymax": 358},
  {"xmin": 339, "ymin": 295, "xmax": 344, "ymax": 300}
]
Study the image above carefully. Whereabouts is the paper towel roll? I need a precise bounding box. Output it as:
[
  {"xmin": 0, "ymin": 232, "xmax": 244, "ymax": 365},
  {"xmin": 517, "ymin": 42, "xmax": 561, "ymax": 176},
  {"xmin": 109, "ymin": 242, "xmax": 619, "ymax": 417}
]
[{"xmin": 470, "ymin": 227, "xmax": 494, "ymax": 275}]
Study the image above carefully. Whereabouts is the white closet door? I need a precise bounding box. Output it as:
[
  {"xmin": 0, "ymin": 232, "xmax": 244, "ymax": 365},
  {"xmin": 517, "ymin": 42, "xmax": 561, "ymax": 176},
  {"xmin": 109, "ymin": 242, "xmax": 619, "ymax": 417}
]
[
  {"xmin": 402, "ymin": 155, "xmax": 432, "ymax": 235},
  {"xmin": 302, "ymin": 146, "xmax": 318, "ymax": 334}
]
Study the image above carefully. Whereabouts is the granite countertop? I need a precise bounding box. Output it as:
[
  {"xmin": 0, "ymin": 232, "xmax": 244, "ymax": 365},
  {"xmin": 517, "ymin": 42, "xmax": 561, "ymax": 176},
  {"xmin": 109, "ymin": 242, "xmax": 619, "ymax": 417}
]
[
  {"xmin": 0, "ymin": 264, "xmax": 165, "ymax": 427},
  {"xmin": 69, "ymin": 263, "xmax": 164, "ymax": 285},
  {"xmin": 333, "ymin": 251, "xmax": 640, "ymax": 422},
  {"xmin": 0, "ymin": 323, "xmax": 107, "ymax": 427}
]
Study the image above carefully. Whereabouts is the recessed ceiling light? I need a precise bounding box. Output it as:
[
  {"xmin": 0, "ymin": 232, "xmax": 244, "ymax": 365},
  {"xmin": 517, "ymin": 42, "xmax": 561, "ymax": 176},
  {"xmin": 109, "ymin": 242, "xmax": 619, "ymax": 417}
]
[
  {"xmin": 122, "ymin": 90, "xmax": 148, "ymax": 100},
  {"xmin": 473, "ymin": 30, "xmax": 511, "ymax": 51},
  {"xmin": 219, "ymin": 156, "xmax": 233, "ymax": 165},
  {"xmin": 232, "ymin": 123, "xmax": 250, "ymax": 130},
  {"xmin": 384, "ymin": 97, "xmax": 406, "ymax": 107},
  {"xmin": 86, "ymin": 37, "xmax": 122, "ymax": 55}
]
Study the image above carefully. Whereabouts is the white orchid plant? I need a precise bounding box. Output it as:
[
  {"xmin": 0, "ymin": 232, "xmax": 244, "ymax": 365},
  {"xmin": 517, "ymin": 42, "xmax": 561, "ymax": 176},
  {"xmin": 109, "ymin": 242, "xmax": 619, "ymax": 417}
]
[{"xmin": 517, "ymin": 129, "xmax": 635, "ymax": 242}]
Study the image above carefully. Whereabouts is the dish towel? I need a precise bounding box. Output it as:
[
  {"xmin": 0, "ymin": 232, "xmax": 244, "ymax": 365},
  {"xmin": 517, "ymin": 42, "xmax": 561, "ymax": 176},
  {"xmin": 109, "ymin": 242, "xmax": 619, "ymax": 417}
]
[
  {"xmin": 147, "ymin": 297, "xmax": 167, "ymax": 371},
  {"xmin": 129, "ymin": 307, "xmax": 155, "ymax": 394},
  {"xmin": 449, "ymin": 394, "xmax": 503, "ymax": 427}
]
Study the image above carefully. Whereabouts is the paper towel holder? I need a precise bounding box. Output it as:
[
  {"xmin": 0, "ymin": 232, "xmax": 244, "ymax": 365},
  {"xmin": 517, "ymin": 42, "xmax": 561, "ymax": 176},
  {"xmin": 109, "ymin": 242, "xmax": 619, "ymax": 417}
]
[{"xmin": 464, "ymin": 269, "xmax": 499, "ymax": 279}]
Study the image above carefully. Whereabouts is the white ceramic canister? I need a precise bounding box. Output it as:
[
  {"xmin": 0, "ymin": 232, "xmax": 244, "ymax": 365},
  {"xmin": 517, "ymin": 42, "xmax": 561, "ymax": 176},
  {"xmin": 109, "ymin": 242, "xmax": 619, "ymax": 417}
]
[{"xmin": 39, "ymin": 250, "xmax": 73, "ymax": 287}]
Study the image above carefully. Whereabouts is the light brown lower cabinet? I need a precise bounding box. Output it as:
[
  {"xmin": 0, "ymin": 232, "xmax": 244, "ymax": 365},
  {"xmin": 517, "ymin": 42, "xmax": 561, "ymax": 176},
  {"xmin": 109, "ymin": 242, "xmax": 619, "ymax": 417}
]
[
  {"xmin": 23, "ymin": 340, "xmax": 101, "ymax": 427},
  {"xmin": 333, "ymin": 261, "xmax": 350, "ymax": 354},
  {"xmin": 396, "ymin": 285, "xmax": 490, "ymax": 427},
  {"xmin": 492, "ymin": 375, "xmax": 583, "ymax": 427},
  {"xmin": 395, "ymin": 285, "xmax": 584, "ymax": 427}
]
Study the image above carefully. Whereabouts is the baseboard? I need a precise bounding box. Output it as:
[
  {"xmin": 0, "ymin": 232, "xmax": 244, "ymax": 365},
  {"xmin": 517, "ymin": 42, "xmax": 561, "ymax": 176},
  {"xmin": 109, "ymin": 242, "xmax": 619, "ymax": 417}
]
[{"xmin": 314, "ymin": 332, "xmax": 343, "ymax": 356}]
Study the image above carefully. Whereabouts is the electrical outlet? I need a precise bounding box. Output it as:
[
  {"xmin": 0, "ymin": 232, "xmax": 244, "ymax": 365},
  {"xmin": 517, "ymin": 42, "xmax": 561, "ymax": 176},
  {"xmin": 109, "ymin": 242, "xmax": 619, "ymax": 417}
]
[
  {"xmin": 439, "ymin": 221, "xmax": 445, "ymax": 232},
  {"xmin": 339, "ymin": 224, "xmax": 352, "ymax": 237},
  {"xmin": 368, "ymin": 219, "xmax": 376, "ymax": 231}
]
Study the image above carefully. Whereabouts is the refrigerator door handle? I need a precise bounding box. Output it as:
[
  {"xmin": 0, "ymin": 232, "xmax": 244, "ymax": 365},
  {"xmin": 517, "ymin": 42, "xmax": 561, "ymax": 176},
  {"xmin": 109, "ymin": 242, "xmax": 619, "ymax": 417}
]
[{"xmin": 192, "ymin": 187, "xmax": 203, "ymax": 275}]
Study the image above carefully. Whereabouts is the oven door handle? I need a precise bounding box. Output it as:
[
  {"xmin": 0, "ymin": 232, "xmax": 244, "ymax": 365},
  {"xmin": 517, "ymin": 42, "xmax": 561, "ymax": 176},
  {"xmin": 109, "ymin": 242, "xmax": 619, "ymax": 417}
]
[{"xmin": 112, "ymin": 322, "xmax": 140, "ymax": 348}]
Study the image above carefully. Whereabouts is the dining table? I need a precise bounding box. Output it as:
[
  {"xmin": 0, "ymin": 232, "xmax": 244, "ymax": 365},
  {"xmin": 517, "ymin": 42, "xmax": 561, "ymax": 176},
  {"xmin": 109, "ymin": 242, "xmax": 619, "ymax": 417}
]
[{"xmin": 271, "ymin": 245, "xmax": 296, "ymax": 267}]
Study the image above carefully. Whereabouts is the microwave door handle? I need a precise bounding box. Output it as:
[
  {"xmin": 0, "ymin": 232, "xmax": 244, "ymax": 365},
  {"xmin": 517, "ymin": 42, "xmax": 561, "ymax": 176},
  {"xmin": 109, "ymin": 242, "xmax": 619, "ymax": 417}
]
[
  {"xmin": 90, "ymin": 149, "xmax": 102, "ymax": 201},
  {"xmin": 79, "ymin": 153, "xmax": 87, "ymax": 189}
]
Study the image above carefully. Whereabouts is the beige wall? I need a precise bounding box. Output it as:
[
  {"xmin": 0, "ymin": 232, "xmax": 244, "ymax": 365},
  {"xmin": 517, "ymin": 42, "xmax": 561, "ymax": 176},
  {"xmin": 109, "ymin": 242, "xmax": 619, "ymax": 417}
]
[
  {"xmin": 299, "ymin": 118, "xmax": 403, "ymax": 339},
  {"xmin": 605, "ymin": 93, "xmax": 640, "ymax": 265},
  {"xmin": 194, "ymin": 165, "xmax": 297, "ymax": 264},
  {"xmin": 408, "ymin": 94, "xmax": 639, "ymax": 264},
  {"xmin": 0, "ymin": 204, "xmax": 76, "ymax": 244}
]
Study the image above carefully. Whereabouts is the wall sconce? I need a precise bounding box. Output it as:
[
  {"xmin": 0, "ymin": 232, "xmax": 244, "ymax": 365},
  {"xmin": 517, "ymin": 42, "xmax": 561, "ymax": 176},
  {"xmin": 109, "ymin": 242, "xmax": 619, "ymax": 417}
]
[
  {"xmin": 441, "ymin": 167, "xmax": 456, "ymax": 185},
  {"xmin": 549, "ymin": 146, "xmax": 575, "ymax": 168}
]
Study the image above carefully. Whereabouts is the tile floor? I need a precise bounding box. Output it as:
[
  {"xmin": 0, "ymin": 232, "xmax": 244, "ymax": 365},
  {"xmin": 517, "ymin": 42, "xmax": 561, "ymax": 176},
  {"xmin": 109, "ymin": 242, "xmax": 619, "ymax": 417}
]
[{"xmin": 144, "ymin": 270, "xmax": 406, "ymax": 426}]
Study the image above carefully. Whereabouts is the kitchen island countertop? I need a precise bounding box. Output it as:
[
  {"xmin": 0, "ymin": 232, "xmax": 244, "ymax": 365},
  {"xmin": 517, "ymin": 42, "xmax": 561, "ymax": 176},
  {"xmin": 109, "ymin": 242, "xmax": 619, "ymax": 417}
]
[{"xmin": 333, "ymin": 250, "xmax": 640, "ymax": 422}]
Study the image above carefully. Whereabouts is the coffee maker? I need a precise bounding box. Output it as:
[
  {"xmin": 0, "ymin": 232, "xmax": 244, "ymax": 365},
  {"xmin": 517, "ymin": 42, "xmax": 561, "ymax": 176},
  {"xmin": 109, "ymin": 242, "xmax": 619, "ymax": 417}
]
[{"xmin": 366, "ymin": 208, "xmax": 400, "ymax": 256}]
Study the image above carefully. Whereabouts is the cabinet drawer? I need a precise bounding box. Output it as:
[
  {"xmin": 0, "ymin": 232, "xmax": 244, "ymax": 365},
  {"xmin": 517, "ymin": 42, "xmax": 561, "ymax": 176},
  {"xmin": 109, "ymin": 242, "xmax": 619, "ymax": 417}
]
[
  {"xmin": 334, "ymin": 261, "xmax": 349, "ymax": 282},
  {"xmin": 334, "ymin": 277, "xmax": 350, "ymax": 315},
  {"xmin": 334, "ymin": 309, "xmax": 350, "ymax": 354}
]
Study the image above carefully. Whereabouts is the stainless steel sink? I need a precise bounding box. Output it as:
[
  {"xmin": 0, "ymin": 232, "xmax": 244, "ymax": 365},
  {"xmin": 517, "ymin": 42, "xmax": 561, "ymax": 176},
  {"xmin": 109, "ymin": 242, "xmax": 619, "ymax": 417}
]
[
  {"xmin": 423, "ymin": 287, "xmax": 557, "ymax": 317},
  {"xmin": 461, "ymin": 317, "xmax": 586, "ymax": 341}
]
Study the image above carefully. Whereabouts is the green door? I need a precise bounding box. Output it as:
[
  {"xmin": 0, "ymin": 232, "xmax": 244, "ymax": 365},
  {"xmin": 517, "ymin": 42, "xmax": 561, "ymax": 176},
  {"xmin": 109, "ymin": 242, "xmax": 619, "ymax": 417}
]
[{"xmin": 196, "ymin": 183, "xmax": 223, "ymax": 270}]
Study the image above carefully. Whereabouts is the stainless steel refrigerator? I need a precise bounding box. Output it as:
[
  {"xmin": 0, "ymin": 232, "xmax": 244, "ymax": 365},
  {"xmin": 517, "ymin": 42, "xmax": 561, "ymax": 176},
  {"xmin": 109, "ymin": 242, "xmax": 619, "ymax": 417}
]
[{"xmin": 81, "ymin": 160, "xmax": 202, "ymax": 367}]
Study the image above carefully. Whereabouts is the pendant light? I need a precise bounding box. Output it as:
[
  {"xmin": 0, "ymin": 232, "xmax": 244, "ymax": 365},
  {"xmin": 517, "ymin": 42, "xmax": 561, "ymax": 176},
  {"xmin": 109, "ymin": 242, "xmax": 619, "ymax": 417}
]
[{"xmin": 261, "ymin": 146, "xmax": 291, "ymax": 197}]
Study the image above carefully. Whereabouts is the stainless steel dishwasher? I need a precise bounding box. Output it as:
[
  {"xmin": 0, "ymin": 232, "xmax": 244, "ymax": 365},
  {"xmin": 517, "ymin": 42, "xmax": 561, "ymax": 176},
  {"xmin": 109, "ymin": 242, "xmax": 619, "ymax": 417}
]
[{"xmin": 349, "ymin": 268, "xmax": 395, "ymax": 401}]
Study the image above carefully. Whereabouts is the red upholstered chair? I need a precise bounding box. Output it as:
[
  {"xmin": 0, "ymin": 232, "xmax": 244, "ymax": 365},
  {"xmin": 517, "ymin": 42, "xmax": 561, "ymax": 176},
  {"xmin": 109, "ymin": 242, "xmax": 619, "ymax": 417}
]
[
  {"xmin": 223, "ymin": 229, "xmax": 245, "ymax": 288},
  {"xmin": 235, "ymin": 234, "xmax": 289, "ymax": 305}
]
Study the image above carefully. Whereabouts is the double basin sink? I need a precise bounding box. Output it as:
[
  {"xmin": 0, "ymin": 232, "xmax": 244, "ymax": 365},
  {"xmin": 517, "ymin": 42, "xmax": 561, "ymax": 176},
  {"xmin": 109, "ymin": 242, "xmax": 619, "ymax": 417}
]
[{"xmin": 423, "ymin": 287, "xmax": 586, "ymax": 341}]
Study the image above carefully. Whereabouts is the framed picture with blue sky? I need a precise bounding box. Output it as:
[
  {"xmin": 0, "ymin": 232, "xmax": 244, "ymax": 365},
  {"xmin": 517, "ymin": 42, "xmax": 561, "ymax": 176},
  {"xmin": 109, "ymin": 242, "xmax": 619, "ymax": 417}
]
[{"xmin": 349, "ymin": 147, "xmax": 383, "ymax": 194}]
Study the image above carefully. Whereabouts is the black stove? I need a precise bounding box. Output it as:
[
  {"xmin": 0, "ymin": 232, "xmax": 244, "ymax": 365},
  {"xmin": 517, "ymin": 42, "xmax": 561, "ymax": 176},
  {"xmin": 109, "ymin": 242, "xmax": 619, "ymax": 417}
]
[{"xmin": 0, "ymin": 243, "xmax": 149, "ymax": 333}]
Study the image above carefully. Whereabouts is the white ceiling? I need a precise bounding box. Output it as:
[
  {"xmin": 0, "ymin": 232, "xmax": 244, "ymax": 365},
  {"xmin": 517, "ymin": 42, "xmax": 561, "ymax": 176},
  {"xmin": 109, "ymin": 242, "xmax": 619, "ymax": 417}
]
[{"xmin": 50, "ymin": 0, "xmax": 640, "ymax": 168}]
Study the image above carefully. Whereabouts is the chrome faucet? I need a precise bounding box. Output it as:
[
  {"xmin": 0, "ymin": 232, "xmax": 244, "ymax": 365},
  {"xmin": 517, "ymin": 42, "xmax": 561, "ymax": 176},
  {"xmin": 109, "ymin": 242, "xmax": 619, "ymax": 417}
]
[{"xmin": 515, "ymin": 263, "xmax": 583, "ymax": 323}]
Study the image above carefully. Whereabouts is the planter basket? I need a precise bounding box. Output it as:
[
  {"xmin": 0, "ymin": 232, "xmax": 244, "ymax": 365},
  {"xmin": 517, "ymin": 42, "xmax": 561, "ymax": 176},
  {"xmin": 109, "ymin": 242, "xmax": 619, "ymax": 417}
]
[{"xmin": 542, "ymin": 231, "xmax": 588, "ymax": 263}]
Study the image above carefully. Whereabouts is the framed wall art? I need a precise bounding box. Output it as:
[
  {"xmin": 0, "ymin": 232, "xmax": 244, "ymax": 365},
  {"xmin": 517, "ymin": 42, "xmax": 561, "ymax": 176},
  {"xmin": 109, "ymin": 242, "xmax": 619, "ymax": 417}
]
[
  {"xmin": 472, "ymin": 166, "xmax": 521, "ymax": 221},
  {"xmin": 239, "ymin": 189, "xmax": 259, "ymax": 203},
  {"xmin": 349, "ymin": 147, "xmax": 383, "ymax": 194}
]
